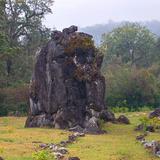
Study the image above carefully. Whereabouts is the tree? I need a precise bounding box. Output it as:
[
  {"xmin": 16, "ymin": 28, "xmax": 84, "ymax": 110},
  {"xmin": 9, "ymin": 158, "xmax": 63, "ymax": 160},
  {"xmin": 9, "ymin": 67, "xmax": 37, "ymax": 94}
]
[
  {"xmin": 0, "ymin": 0, "xmax": 12, "ymax": 82},
  {"xmin": 6, "ymin": 0, "xmax": 53, "ymax": 73},
  {"xmin": 155, "ymin": 37, "xmax": 160, "ymax": 61},
  {"xmin": 101, "ymin": 23, "xmax": 157, "ymax": 67},
  {"xmin": 0, "ymin": 0, "xmax": 8, "ymax": 58},
  {"xmin": 0, "ymin": 0, "xmax": 53, "ymax": 86},
  {"xmin": 104, "ymin": 64, "xmax": 160, "ymax": 109}
]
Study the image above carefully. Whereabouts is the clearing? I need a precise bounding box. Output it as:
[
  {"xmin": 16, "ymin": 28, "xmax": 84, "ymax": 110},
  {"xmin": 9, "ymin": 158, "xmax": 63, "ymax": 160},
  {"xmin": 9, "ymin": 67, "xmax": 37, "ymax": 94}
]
[{"xmin": 0, "ymin": 112, "xmax": 159, "ymax": 160}]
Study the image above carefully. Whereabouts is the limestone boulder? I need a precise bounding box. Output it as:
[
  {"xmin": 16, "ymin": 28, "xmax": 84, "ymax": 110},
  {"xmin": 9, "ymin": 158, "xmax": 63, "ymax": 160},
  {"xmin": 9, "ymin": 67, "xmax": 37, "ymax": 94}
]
[{"xmin": 25, "ymin": 26, "xmax": 114, "ymax": 134}]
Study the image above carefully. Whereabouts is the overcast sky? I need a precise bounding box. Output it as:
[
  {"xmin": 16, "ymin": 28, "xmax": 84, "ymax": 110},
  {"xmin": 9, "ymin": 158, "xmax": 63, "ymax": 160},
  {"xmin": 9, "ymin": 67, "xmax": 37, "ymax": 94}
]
[{"xmin": 44, "ymin": 0, "xmax": 160, "ymax": 30}]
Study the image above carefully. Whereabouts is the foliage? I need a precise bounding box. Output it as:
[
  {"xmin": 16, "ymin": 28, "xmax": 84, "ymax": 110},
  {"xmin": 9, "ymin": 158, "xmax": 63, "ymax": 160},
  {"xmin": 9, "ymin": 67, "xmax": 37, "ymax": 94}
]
[
  {"xmin": 0, "ymin": 0, "xmax": 54, "ymax": 114},
  {"xmin": 98, "ymin": 119, "xmax": 105, "ymax": 130},
  {"xmin": 139, "ymin": 116, "xmax": 150, "ymax": 131},
  {"xmin": 105, "ymin": 64, "xmax": 160, "ymax": 110},
  {"xmin": 111, "ymin": 106, "xmax": 152, "ymax": 113},
  {"xmin": 0, "ymin": 85, "xmax": 29, "ymax": 116},
  {"xmin": 32, "ymin": 150, "xmax": 55, "ymax": 160},
  {"xmin": 137, "ymin": 106, "xmax": 152, "ymax": 112},
  {"xmin": 149, "ymin": 117, "xmax": 160, "ymax": 129},
  {"xmin": 111, "ymin": 107, "xmax": 129, "ymax": 113},
  {"xmin": 101, "ymin": 23, "xmax": 157, "ymax": 67},
  {"xmin": 100, "ymin": 23, "xmax": 160, "ymax": 111},
  {"xmin": 0, "ymin": 0, "xmax": 53, "ymax": 87},
  {"xmin": 139, "ymin": 116, "xmax": 160, "ymax": 131}
]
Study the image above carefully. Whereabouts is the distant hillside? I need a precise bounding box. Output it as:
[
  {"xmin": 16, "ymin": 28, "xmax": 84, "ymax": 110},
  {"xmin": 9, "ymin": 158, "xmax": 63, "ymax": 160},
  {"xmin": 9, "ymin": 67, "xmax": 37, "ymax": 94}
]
[{"xmin": 80, "ymin": 20, "xmax": 160, "ymax": 45}]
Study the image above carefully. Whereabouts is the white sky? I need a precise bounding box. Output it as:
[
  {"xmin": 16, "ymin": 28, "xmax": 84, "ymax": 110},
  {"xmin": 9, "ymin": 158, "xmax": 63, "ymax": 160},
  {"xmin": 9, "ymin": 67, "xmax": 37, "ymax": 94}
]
[{"xmin": 44, "ymin": 0, "xmax": 160, "ymax": 30}]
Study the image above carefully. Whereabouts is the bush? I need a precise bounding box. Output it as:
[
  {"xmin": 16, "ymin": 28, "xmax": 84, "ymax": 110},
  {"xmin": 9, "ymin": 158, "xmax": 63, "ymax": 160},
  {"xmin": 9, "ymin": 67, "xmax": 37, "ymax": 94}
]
[
  {"xmin": 105, "ymin": 64, "xmax": 160, "ymax": 111},
  {"xmin": 111, "ymin": 107, "xmax": 129, "ymax": 113},
  {"xmin": 137, "ymin": 106, "xmax": 153, "ymax": 112},
  {"xmin": 139, "ymin": 116, "xmax": 160, "ymax": 131},
  {"xmin": 98, "ymin": 119, "xmax": 106, "ymax": 129},
  {"xmin": 139, "ymin": 117, "xmax": 150, "ymax": 131},
  {"xmin": 0, "ymin": 84, "xmax": 29, "ymax": 116}
]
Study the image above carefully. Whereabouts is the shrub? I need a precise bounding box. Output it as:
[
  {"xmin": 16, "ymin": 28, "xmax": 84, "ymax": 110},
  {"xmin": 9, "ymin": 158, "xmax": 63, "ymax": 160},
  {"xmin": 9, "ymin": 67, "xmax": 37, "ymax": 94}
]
[
  {"xmin": 111, "ymin": 106, "xmax": 129, "ymax": 113},
  {"xmin": 98, "ymin": 119, "xmax": 106, "ymax": 129},
  {"xmin": 139, "ymin": 117, "xmax": 150, "ymax": 131},
  {"xmin": 139, "ymin": 116, "xmax": 160, "ymax": 131},
  {"xmin": 149, "ymin": 117, "xmax": 160, "ymax": 129},
  {"xmin": 137, "ymin": 106, "xmax": 153, "ymax": 112},
  {"xmin": 32, "ymin": 150, "xmax": 55, "ymax": 160},
  {"xmin": 0, "ymin": 85, "xmax": 29, "ymax": 116},
  {"xmin": 104, "ymin": 64, "xmax": 160, "ymax": 111}
]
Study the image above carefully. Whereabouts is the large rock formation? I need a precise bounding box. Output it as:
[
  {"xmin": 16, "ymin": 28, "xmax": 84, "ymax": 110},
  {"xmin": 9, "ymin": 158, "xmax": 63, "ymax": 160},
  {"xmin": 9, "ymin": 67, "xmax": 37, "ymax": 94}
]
[{"xmin": 25, "ymin": 26, "xmax": 115, "ymax": 134}]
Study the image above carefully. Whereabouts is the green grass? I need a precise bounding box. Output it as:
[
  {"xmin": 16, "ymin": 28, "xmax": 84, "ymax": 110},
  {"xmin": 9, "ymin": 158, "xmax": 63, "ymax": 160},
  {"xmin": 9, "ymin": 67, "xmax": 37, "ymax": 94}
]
[
  {"xmin": 0, "ymin": 112, "xmax": 160, "ymax": 160},
  {"xmin": 0, "ymin": 117, "xmax": 70, "ymax": 160}
]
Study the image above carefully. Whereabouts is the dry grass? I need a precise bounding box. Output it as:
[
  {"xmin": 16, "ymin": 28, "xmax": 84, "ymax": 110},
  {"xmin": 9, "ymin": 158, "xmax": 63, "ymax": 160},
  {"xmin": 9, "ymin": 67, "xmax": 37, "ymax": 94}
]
[{"xmin": 0, "ymin": 113, "xmax": 160, "ymax": 160}]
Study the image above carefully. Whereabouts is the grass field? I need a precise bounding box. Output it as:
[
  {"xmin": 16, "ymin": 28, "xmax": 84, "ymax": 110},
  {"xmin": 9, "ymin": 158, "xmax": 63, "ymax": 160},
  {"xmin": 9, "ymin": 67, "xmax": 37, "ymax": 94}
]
[{"xmin": 0, "ymin": 112, "xmax": 160, "ymax": 160}]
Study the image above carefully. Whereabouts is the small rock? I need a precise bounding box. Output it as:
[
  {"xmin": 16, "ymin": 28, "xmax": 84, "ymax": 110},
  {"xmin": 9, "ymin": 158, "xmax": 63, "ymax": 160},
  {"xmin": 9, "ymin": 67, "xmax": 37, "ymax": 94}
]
[
  {"xmin": 39, "ymin": 143, "xmax": 48, "ymax": 149},
  {"xmin": 135, "ymin": 124, "xmax": 144, "ymax": 131},
  {"xmin": 32, "ymin": 141, "xmax": 43, "ymax": 144},
  {"xmin": 68, "ymin": 135, "xmax": 77, "ymax": 142},
  {"xmin": 73, "ymin": 132, "xmax": 85, "ymax": 137},
  {"xmin": 141, "ymin": 139, "xmax": 147, "ymax": 145},
  {"xmin": 146, "ymin": 126, "xmax": 155, "ymax": 132},
  {"xmin": 58, "ymin": 147, "xmax": 68, "ymax": 154},
  {"xmin": 136, "ymin": 134, "xmax": 147, "ymax": 141},
  {"xmin": 152, "ymin": 141, "xmax": 160, "ymax": 154},
  {"xmin": 49, "ymin": 144, "xmax": 57, "ymax": 150},
  {"xmin": 149, "ymin": 108, "xmax": 160, "ymax": 118},
  {"xmin": 144, "ymin": 141, "xmax": 152, "ymax": 149},
  {"xmin": 84, "ymin": 117, "xmax": 105, "ymax": 134},
  {"xmin": 156, "ymin": 151, "xmax": 160, "ymax": 157},
  {"xmin": 99, "ymin": 110, "xmax": 115, "ymax": 122},
  {"xmin": 59, "ymin": 141, "xmax": 68, "ymax": 147},
  {"xmin": 69, "ymin": 125, "xmax": 84, "ymax": 133},
  {"xmin": 143, "ymin": 140, "xmax": 158, "ymax": 151},
  {"xmin": 53, "ymin": 152, "xmax": 64, "ymax": 159},
  {"xmin": 51, "ymin": 145, "xmax": 59, "ymax": 152},
  {"xmin": 68, "ymin": 157, "xmax": 80, "ymax": 160},
  {"xmin": 117, "ymin": 115, "xmax": 130, "ymax": 124}
]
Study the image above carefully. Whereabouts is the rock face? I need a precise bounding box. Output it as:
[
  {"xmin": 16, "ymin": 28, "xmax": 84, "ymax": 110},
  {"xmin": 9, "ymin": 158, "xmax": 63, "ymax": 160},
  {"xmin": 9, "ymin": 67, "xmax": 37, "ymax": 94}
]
[{"xmin": 25, "ymin": 26, "xmax": 114, "ymax": 133}]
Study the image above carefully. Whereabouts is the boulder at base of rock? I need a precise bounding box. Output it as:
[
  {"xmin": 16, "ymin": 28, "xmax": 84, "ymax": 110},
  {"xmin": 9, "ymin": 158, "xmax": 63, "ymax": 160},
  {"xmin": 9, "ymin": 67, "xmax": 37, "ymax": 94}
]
[
  {"xmin": 99, "ymin": 110, "xmax": 115, "ymax": 122},
  {"xmin": 84, "ymin": 117, "xmax": 106, "ymax": 134},
  {"xmin": 25, "ymin": 26, "xmax": 114, "ymax": 134},
  {"xmin": 69, "ymin": 125, "xmax": 84, "ymax": 133},
  {"xmin": 116, "ymin": 115, "xmax": 130, "ymax": 124}
]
